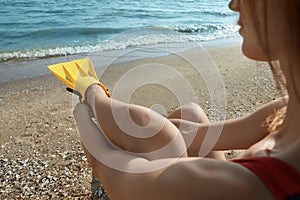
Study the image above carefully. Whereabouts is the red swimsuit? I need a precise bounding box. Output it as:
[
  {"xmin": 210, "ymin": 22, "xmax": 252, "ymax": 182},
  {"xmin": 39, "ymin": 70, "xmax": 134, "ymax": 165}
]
[{"xmin": 231, "ymin": 157, "xmax": 300, "ymax": 200}]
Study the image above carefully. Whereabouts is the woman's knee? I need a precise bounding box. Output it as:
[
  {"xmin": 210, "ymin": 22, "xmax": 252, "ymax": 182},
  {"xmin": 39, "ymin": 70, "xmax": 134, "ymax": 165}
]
[
  {"xmin": 184, "ymin": 102, "xmax": 209, "ymax": 123},
  {"xmin": 168, "ymin": 102, "xmax": 209, "ymax": 123}
]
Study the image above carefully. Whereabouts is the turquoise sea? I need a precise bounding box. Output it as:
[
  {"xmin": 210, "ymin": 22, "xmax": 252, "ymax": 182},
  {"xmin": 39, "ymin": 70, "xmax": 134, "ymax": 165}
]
[{"xmin": 0, "ymin": 0, "xmax": 240, "ymax": 81}]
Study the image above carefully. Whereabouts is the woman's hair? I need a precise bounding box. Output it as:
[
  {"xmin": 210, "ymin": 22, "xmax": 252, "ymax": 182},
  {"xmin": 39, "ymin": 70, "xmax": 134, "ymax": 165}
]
[
  {"xmin": 286, "ymin": 0, "xmax": 300, "ymax": 101},
  {"xmin": 258, "ymin": 0, "xmax": 300, "ymax": 132}
]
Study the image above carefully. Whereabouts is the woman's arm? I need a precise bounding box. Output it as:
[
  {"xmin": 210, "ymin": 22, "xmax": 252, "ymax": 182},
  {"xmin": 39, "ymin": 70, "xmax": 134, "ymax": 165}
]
[{"xmin": 174, "ymin": 96, "xmax": 288, "ymax": 156}]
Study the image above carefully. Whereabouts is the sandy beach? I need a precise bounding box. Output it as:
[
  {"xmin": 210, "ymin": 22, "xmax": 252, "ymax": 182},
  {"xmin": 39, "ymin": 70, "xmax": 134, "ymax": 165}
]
[{"xmin": 0, "ymin": 45, "xmax": 279, "ymax": 199}]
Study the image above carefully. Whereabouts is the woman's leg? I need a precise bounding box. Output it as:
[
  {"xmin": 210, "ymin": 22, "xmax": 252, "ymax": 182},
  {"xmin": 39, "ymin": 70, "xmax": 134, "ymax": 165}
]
[
  {"xmin": 85, "ymin": 85, "xmax": 187, "ymax": 160},
  {"xmin": 167, "ymin": 103, "xmax": 226, "ymax": 160}
]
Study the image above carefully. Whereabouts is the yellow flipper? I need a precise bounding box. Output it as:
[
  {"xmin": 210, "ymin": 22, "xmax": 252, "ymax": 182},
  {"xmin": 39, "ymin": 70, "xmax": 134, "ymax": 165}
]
[{"xmin": 48, "ymin": 58, "xmax": 111, "ymax": 100}]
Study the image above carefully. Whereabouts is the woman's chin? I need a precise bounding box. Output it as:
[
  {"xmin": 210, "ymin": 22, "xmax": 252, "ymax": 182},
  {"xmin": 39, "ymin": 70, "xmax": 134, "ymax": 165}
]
[{"xmin": 242, "ymin": 44, "xmax": 269, "ymax": 62}]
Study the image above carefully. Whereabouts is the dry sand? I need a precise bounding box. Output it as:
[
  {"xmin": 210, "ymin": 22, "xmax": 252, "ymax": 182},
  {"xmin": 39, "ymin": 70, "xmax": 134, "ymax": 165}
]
[{"xmin": 0, "ymin": 45, "xmax": 279, "ymax": 199}]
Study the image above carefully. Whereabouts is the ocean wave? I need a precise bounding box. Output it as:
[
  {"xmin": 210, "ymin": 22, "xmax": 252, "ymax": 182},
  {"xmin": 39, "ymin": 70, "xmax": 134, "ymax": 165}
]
[
  {"xmin": 172, "ymin": 24, "xmax": 238, "ymax": 34},
  {"xmin": 8, "ymin": 27, "xmax": 126, "ymax": 39},
  {"xmin": 200, "ymin": 10, "xmax": 235, "ymax": 17},
  {"xmin": 0, "ymin": 25, "xmax": 239, "ymax": 62},
  {"xmin": 0, "ymin": 47, "xmax": 93, "ymax": 62}
]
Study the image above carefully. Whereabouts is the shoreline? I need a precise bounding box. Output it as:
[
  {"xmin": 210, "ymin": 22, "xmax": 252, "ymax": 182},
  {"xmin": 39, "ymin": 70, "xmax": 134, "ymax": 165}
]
[
  {"xmin": 0, "ymin": 44, "xmax": 279, "ymax": 199},
  {"xmin": 0, "ymin": 37, "xmax": 242, "ymax": 83}
]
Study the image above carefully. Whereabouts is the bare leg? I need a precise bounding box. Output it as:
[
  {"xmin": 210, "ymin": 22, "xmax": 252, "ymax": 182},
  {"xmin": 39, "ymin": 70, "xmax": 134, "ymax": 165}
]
[
  {"xmin": 85, "ymin": 85, "xmax": 187, "ymax": 159},
  {"xmin": 167, "ymin": 103, "xmax": 226, "ymax": 160}
]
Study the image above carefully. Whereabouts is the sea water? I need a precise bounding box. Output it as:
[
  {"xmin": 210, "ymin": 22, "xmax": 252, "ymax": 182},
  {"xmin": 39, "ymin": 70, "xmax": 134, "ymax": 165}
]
[{"xmin": 0, "ymin": 0, "xmax": 239, "ymax": 62}]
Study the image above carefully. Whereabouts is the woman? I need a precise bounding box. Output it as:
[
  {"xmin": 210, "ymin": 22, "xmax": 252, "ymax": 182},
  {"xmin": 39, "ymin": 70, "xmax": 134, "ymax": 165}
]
[{"xmin": 74, "ymin": 0, "xmax": 300, "ymax": 199}]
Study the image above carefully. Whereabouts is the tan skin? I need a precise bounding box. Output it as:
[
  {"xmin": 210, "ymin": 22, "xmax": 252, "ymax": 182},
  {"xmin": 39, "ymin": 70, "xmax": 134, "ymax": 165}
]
[{"xmin": 73, "ymin": 0, "xmax": 300, "ymax": 199}]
